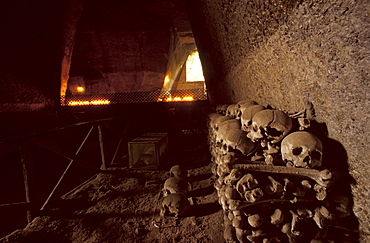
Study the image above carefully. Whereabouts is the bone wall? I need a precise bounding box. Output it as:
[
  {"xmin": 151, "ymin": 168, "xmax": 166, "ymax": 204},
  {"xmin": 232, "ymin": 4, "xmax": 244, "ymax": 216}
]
[
  {"xmin": 187, "ymin": 0, "xmax": 370, "ymax": 239},
  {"xmin": 207, "ymin": 105, "xmax": 358, "ymax": 242}
]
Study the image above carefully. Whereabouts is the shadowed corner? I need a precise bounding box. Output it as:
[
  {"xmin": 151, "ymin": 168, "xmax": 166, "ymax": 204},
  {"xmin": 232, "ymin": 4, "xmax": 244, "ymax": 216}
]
[
  {"xmin": 187, "ymin": 185, "xmax": 215, "ymax": 198},
  {"xmin": 185, "ymin": 201, "xmax": 221, "ymax": 218}
]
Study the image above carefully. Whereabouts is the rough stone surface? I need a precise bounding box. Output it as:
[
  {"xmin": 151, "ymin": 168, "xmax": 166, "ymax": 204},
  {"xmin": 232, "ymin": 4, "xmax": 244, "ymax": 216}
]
[{"xmin": 188, "ymin": 0, "xmax": 370, "ymax": 240}]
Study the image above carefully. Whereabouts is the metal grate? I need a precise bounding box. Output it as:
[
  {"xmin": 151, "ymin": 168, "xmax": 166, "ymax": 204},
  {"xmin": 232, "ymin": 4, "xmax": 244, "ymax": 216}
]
[{"xmin": 60, "ymin": 88, "xmax": 207, "ymax": 106}]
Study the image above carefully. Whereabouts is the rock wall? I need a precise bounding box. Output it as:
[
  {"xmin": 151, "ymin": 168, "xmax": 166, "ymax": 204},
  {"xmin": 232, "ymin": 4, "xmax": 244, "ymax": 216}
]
[{"xmin": 188, "ymin": 0, "xmax": 370, "ymax": 240}]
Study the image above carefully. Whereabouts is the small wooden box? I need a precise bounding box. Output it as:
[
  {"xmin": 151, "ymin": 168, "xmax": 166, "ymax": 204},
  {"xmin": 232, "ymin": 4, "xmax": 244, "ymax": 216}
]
[{"xmin": 128, "ymin": 133, "xmax": 168, "ymax": 169}]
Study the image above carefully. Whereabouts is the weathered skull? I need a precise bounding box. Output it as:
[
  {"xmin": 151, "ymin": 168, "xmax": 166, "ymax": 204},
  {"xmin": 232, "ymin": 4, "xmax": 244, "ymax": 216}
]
[
  {"xmin": 222, "ymin": 129, "xmax": 257, "ymax": 156},
  {"xmin": 213, "ymin": 115, "xmax": 232, "ymax": 134},
  {"xmin": 160, "ymin": 193, "xmax": 190, "ymax": 218},
  {"xmin": 226, "ymin": 104, "xmax": 238, "ymax": 118},
  {"xmin": 281, "ymin": 131, "xmax": 323, "ymax": 169},
  {"xmin": 163, "ymin": 177, "xmax": 189, "ymax": 197},
  {"xmin": 224, "ymin": 168, "xmax": 244, "ymax": 186},
  {"xmin": 235, "ymin": 99, "xmax": 258, "ymax": 119},
  {"xmin": 216, "ymin": 104, "xmax": 230, "ymax": 115},
  {"xmin": 236, "ymin": 173, "xmax": 258, "ymax": 196},
  {"xmin": 215, "ymin": 105, "xmax": 222, "ymax": 114},
  {"xmin": 240, "ymin": 105, "xmax": 265, "ymax": 132},
  {"xmin": 244, "ymin": 188, "xmax": 264, "ymax": 203},
  {"xmin": 217, "ymin": 163, "xmax": 232, "ymax": 177},
  {"xmin": 216, "ymin": 119, "xmax": 241, "ymax": 145},
  {"xmin": 169, "ymin": 165, "xmax": 187, "ymax": 180},
  {"xmin": 247, "ymin": 109, "xmax": 292, "ymax": 144},
  {"xmin": 208, "ymin": 113, "xmax": 222, "ymax": 130}
]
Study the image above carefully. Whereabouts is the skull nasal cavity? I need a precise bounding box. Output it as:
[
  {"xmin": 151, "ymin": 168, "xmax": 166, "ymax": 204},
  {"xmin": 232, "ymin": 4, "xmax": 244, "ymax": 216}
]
[
  {"xmin": 292, "ymin": 147, "xmax": 302, "ymax": 155},
  {"xmin": 303, "ymin": 156, "xmax": 310, "ymax": 163},
  {"xmin": 265, "ymin": 127, "xmax": 283, "ymax": 137}
]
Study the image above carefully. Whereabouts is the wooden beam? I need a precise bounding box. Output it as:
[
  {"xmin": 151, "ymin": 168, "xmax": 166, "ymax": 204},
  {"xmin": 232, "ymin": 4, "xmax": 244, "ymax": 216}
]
[
  {"xmin": 34, "ymin": 138, "xmax": 96, "ymax": 173},
  {"xmin": 0, "ymin": 201, "xmax": 35, "ymax": 212},
  {"xmin": 40, "ymin": 126, "xmax": 95, "ymax": 211},
  {"xmin": 19, "ymin": 144, "xmax": 35, "ymax": 223},
  {"xmin": 98, "ymin": 125, "xmax": 107, "ymax": 170}
]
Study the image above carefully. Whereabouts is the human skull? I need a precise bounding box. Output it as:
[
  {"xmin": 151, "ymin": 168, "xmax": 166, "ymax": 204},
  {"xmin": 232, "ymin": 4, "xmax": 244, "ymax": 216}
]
[
  {"xmin": 208, "ymin": 113, "xmax": 221, "ymax": 130},
  {"xmin": 224, "ymin": 168, "xmax": 244, "ymax": 186},
  {"xmin": 215, "ymin": 105, "xmax": 226, "ymax": 114},
  {"xmin": 235, "ymin": 99, "xmax": 258, "ymax": 119},
  {"xmin": 216, "ymin": 104, "xmax": 229, "ymax": 115},
  {"xmin": 240, "ymin": 105, "xmax": 265, "ymax": 132},
  {"xmin": 213, "ymin": 115, "xmax": 231, "ymax": 134},
  {"xmin": 226, "ymin": 104, "xmax": 238, "ymax": 118},
  {"xmin": 160, "ymin": 193, "xmax": 190, "ymax": 218},
  {"xmin": 244, "ymin": 188, "xmax": 264, "ymax": 203},
  {"xmin": 281, "ymin": 131, "xmax": 323, "ymax": 169},
  {"xmin": 247, "ymin": 109, "xmax": 292, "ymax": 145},
  {"xmin": 222, "ymin": 129, "xmax": 257, "ymax": 156},
  {"xmin": 169, "ymin": 165, "xmax": 187, "ymax": 180},
  {"xmin": 216, "ymin": 119, "xmax": 241, "ymax": 145},
  {"xmin": 236, "ymin": 173, "xmax": 258, "ymax": 196},
  {"xmin": 163, "ymin": 177, "xmax": 189, "ymax": 197},
  {"xmin": 217, "ymin": 163, "xmax": 232, "ymax": 177}
]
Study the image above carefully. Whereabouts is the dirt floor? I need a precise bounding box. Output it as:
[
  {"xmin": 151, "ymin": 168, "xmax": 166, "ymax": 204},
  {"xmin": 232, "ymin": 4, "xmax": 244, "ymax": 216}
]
[
  {"xmin": 0, "ymin": 165, "xmax": 224, "ymax": 243},
  {"xmin": 0, "ymin": 130, "xmax": 226, "ymax": 243}
]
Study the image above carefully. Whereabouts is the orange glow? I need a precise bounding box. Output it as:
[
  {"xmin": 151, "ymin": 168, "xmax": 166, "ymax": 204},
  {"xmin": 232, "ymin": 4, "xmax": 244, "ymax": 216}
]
[
  {"xmin": 67, "ymin": 99, "xmax": 111, "ymax": 106},
  {"xmin": 157, "ymin": 96, "xmax": 194, "ymax": 102},
  {"xmin": 182, "ymin": 96, "xmax": 194, "ymax": 101},
  {"xmin": 76, "ymin": 86, "xmax": 85, "ymax": 92}
]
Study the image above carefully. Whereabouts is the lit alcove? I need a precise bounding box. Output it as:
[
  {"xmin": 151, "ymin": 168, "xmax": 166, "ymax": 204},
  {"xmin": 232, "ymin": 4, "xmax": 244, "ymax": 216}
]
[{"xmin": 186, "ymin": 50, "xmax": 205, "ymax": 82}]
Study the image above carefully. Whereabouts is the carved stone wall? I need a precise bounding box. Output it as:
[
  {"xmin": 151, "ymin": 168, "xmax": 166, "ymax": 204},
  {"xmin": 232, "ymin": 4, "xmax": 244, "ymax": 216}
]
[{"xmin": 188, "ymin": 0, "xmax": 370, "ymax": 239}]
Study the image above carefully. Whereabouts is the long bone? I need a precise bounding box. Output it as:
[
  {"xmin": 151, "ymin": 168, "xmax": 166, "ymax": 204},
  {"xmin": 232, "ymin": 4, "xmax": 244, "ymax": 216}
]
[{"xmin": 233, "ymin": 164, "xmax": 333, "ymax": 187}]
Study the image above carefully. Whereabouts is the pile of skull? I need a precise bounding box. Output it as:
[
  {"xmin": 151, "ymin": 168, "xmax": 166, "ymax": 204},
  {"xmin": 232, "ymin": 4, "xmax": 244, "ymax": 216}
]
[
  {"xmin": 160, "ymin": 165, "xmax": 191, "ymax": 218},
  {"xmin": 208, "ymin": 99, "xmax": 352, "ymax": 243}
]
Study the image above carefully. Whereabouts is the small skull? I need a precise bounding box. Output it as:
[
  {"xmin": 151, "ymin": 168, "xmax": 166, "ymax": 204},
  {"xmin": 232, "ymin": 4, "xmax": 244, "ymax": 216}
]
[
  {"xmin": 169, "ymin": 165, "xmax": 187, "ymax": 180},
  {"xmin": 163, "ymin": 177, "xmax": 188, "ymax": 197},
  {"xmin": 281, "ymin": 131, "xmax": 323, "ymax": 169},
  {"xmin": 244, "ymin": 188, "xmax": 264, "ymax": 203},
  {"xmin": 241, "ymin": 105, "xmax": 265, "ymax": 132},
  {"xmin": 224, "ymin": 168, "xmax": 244, "ymax": 186},
  {"xmin": 222, "ymin": 129, "xmax": 257, "ymax": 156},
  {"xmin": 217, "ymin": 104, "xmax": 230, "ymax": 115},
  {"xmin": 226, "ymin": 104, "xmax": 238, "ymax": 118},
  {"xmin": 160, "ymin": 193, "xmax": 190, "ymax": 218},
  {"xmin": 236, "ymin": 173, "xmax": 259, "ymax": 196},
  {"xmin": 247, "ymin": 109, "xmax": 292, "ymax": 145},
  {"xmin": 216, "ymin": 119, "xmax": 241, "ymax": 145},
  {"xmin": 235, "ymin": 98, "xmax": 258, "ymax": 119},
  {"xmin": 213, "ymin": 115, "xmax": 232, "ymax": 134},
  {"xmin": 208, "ymin": 113, "xmax": 222, "ymax": 131}
]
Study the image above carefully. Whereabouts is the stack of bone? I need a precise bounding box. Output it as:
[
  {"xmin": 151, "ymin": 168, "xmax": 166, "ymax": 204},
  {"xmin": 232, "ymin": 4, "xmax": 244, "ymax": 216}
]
[{"xmin": 208, "ymin": 99, "xmax": 353, "ymax": 242}]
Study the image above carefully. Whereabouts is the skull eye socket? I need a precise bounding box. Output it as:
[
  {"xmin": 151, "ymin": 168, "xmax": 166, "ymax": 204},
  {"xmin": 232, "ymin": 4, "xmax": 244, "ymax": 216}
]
[
  {"xmin": 292, "ymin": 147, "xmax": 303, "ymax": 155},
  {"xmin": 265, "ymin": 127, "xmax": 284, "ymax": 137},
  {"xmin": 311, "ymin": 150, "xmax": 322, "ymax": 160}
]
